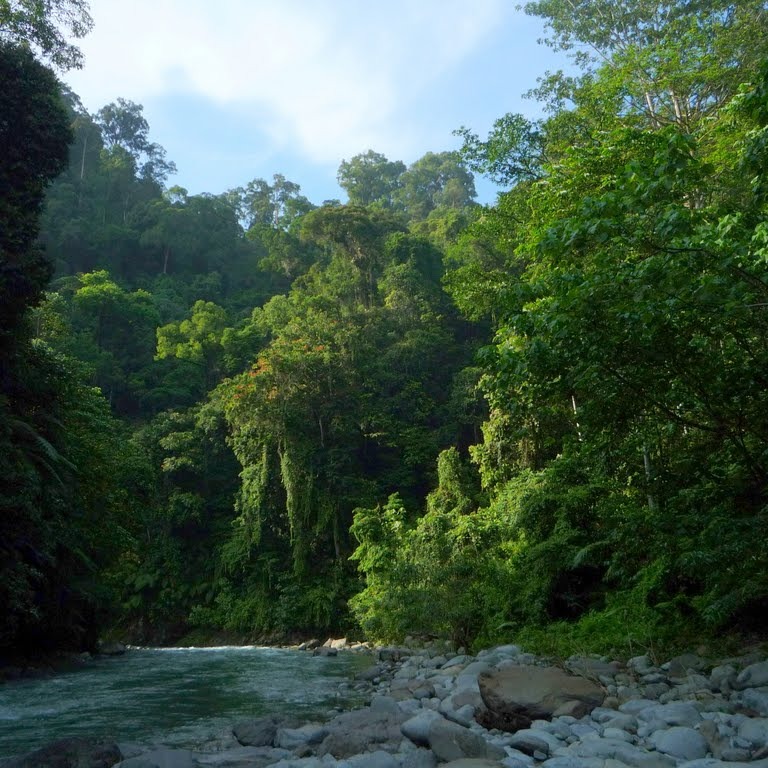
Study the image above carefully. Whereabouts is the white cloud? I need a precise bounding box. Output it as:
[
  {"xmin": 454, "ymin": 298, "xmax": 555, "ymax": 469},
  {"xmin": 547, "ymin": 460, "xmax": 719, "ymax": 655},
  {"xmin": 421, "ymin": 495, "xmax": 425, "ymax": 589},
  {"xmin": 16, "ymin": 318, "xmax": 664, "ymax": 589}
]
[{"xmin": 66, "ymin": 0, "xmax": 508, "ymax": 164}]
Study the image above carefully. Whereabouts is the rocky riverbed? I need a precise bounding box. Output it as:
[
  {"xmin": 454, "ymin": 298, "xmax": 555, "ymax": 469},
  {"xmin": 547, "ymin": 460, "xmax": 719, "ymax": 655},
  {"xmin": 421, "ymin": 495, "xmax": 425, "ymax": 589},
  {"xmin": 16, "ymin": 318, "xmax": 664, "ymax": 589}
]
[{"xmin": 4, "ymin": 639, "xmax": 768, "ymax": 768}]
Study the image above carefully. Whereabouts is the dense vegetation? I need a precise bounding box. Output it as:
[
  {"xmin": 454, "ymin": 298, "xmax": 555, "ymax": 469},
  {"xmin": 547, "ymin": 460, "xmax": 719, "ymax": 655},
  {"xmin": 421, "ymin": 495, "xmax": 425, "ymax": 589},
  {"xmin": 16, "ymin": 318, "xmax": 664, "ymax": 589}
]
[{"xmin": 2, "ymin": 0, "xmax": 768, "ymax": 660}]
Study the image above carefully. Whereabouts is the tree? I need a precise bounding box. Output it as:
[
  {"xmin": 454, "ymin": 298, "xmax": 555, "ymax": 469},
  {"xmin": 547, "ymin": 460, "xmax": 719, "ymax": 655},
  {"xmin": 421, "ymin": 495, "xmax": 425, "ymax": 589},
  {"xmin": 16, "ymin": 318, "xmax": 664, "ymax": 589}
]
[
  {"xmin": 0, "ymin": 41, "xmax": 71, "ymax": 338},
  {"xmin": 395, "ymin": 152, "xmax": 477, "ymax": 221},
  {"xmin": 156, "ymin": 300, "xmax": 230, "ymax": 390},
  {"xmin": 0, "ymin": 0, "xmax": 92, "ymax": 70},
  {"xmin": 337, "ymin": 150, "xmax": 406, "ymax": 209},
  {"xmin": 95, "ymin": 99, "xmax": 176, "ymax": 186}
]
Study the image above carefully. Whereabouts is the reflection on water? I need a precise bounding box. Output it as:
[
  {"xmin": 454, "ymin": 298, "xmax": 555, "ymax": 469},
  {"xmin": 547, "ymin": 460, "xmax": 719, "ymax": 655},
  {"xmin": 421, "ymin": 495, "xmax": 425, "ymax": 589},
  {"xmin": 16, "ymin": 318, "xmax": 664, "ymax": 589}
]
[{"xmin": 0, "ymin": 647, "xmax": 371, "ymax": 758}]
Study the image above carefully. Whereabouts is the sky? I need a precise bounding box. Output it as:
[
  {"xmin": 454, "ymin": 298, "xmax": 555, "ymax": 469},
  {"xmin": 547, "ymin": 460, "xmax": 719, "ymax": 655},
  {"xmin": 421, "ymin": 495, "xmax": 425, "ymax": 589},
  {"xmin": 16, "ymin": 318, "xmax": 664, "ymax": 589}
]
[{"xmin": 65, "ymin": 1, "xmax": 570, "ymax": 206}]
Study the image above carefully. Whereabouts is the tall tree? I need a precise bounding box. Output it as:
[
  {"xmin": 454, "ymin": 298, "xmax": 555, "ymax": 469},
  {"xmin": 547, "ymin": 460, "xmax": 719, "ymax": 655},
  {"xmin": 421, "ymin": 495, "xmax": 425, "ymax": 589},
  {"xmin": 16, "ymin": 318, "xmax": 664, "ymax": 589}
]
[{"xmin": 0, "ymin": 0, "xmax": 92, "ymax": 70}]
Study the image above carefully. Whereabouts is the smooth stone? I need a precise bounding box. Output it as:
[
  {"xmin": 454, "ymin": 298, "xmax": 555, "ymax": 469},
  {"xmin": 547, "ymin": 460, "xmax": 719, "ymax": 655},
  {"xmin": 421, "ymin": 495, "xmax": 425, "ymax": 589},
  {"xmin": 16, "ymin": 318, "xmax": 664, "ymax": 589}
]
[
  {"xmin": 602, "ymin": 727, "xmax": 634, "ymax": 742},
  {"xmin": 233, "ymin": 716, "xmax": 285, "ymax": 747},
  {"xmin": 402, "ymin": 710, "xmax": 445, "ymax": 747},
  {"xmin": 508, "ymin": 731, "xmax": 553, "ymax": 757},
  {"xmin": 428, "ymin": 718, "xmax": 505, "ymax": 763},
  {"xmin": 6, "ymin": 739, "xmax": 123, "ymax": 768},
  {"xmin": 650, "ymin": 726, "xmax": 709, "ymax": 760},
  {"xmin": 117, "ymin": 749, "xmax": 196, "ymax": 768},
  {"xmin": 638, "ymin": 703, "xmax": 702, "ymax": 727},
  {"xmin": 479, "ymin": 666, "xmax": 604, "ymax": 728},
  {"xmin": 740, "ymin": 688, "xmax": 768, "ymax": 716},
  {"xmin": 440, "ymin": 760, "xmax": 505, "ymax": 768},
  {"xmin": 619, "ymin": 700, "xmax": 658, "ymax": 716},
  {"xmin": 603, "ymin": 714, "xmax": 638, "ymax": 733},
  {"xmin": 676, "ymin": 760, "xmax": 768, "ymax": 768},
  {"xmin": 275, "ymin": 724, "xmax": 328, "ymax": 750},
  {"xmin": 738, "ymin": 717, "xmax": 768, "ymax": 748},
  {"xmin": 567, "ymin": 738, "xmax": 676, "ymax": 768},
  {"xmin": 345, "ymin": 749, "xmax": 399, "ymax": 768},
  {"xmin": 399, "ymin": 748, "xmax": 439, "ymax": 768},
  {"xmin": 736, "ymin": 661, "xmax": 768, "ymax": 690}
]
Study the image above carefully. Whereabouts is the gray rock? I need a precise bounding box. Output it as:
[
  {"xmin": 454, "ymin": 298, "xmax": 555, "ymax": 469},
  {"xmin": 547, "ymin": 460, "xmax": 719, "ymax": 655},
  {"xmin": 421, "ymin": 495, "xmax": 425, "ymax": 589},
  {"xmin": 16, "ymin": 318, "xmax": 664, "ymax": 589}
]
[
  {"xmin": 664, "ymin": 654, "xmax": 708, "ymax": 677},
  {"xmin": 402, "ymin": 710, "xmax": 445, "ymax": 747},
  {"xmin": 99, "ymin": 642, "xmax": 127, "ymax": 656},
  {"xmin": 602, "ymin": 714, "xmax": 638, "ymax": 733},
  {"xmin": 568, "ymin": 738, "xmax": 676, "ymax": 768},
  {"xmin": 738, "ymin": 717, "xmax": 768, "ymax": 749},
  {"xmin": 440, "ymin": 760, "xmax": 505, "ymax": 768},
  {"xmin": 643, "ymin": 684, "xmax": 671, "ymax": 700},
  {"xmin": 619, "ymin": 700, "xmax": 657, "ymax": 716},
  {"xmin": 399, "ymin": 748, "xmax": 439, "ymax": 768},
  {"xmin": 275, "ymin": 724, "xmax": 328, "ymax": 751},
  {"xmin": 196, "ymin": 746, "xmax": 291, "ymax": 768},
  {"xmin": 740, "ymin": 688, "xmax": 768, "ymax": 716},
  {"xmin": 629, "ymin": 656, "xmax": 655, "ymax": 674},
  {"xmin": 233, "ymin": 716, "xmax": 287, "ymax": 747},
  {"xmin": 427, "ymin": 718, "xmax": 505, "ymax": 763},
  {"xmin": 478, "ymin": 666, "xmax": 604, "ymax": 731},
  {"xmin": 565, "ymin": 657, "xmax": 623, "ymax": 681},
  {"xmin": 719, "ymin": 748, "xmax": 751, "ymax": 762},
  {"xmin": 508, "ymin": 731, "xmax": 553, "ymax": 757},
  {"xmin": 638, "ymin": 702, "xmax": 702, "ymax": 727},
  {"xmin": 117, "ymin": 750, "xmax": 196, "ymax": 768},
  {"xmin": 602, "ymin": 727, "xmax": 633, "ymax": 742},
  {"xmin": 345, "ymin": 750, "xmax": 399, "ymax": 768},
  {"xmin": 318, "ymin": 704, "xmax": 407, "ymax": 758},
  {"xmin": 710, "ymin": 665, "xmax": 737, "ymax": 693},
  {"xmin": 676, "ymin": 760, "xmax": 768, "ymax": 768},
  {"xmin": 735, "ymin": 661, "xmax": 768, "ymax": 690},
  {"xmin": 650, "ymin": 727, "xmax": 708, "ymax": 761},
  {"xmin": 540, "ymin": 760, "xmax": 595, "ymax": 768},
  {"xmin": 3, "ymin": 738, "xmax": 122, "ymax": 768}
]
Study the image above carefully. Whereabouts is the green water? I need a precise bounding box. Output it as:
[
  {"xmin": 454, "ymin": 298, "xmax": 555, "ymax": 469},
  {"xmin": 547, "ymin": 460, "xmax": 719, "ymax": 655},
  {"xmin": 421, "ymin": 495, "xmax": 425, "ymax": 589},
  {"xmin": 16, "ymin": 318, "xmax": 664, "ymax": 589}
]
[{"xmin": 0, "ymin": 647, "xmax": 372, "ymax": 758}]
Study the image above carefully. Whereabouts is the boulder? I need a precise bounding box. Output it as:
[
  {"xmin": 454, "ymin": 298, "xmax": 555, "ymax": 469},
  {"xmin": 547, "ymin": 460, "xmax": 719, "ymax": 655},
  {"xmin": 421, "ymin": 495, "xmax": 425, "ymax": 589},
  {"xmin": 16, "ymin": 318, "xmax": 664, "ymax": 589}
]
[
  {"xmin": 317, "ymin": 703, "xmax": 407, "ymax": 758},
  {"xmin": 736, "ymin": 661, "xmax": 768, "ymax": 690},
  {"xmin": 116, "ymin": 749, "xmax": 195, "ymax": 768},
  {"xmin": 98, "ymin": 642, "xmax": 127, "ymax": 657},
  {"xmin": 274, "ymin": 724, "xmax": 328, "ymax": 751},
  {"xmin": 426, "ymin": 718, "xmax": 505, "ymax": 763},
  {"xmin": 478, "ymin": 665, "xmax": 604, "ymax": 731},
  {"xmin": 3, "ymin": 739, "xmax": 122, "ymax": 768},
  {"xmin": 650, "ymin": 727, "xmax": 709, "ymax": 761},
  {"xmin": 233, "ymin": 715, "xmax": 290, "ymax": 747}
]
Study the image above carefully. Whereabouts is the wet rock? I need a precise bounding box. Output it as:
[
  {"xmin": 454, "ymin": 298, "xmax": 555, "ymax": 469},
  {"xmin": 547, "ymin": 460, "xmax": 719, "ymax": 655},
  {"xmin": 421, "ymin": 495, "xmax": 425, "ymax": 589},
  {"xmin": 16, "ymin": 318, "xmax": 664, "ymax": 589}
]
[
  {"xmin": 232, "ymin": 715, "xmax": 294, "ymax": 747},
  {"xmin": 274, "ymin": 723, "xmax": 328, "ymax": 751},
  {"xmin": 116, "ymin": 749, "xmax": 195, "ymax": 768},
  {"xmin": 3, "ymin": 739, "xmax": 122, "ymax": 768}
]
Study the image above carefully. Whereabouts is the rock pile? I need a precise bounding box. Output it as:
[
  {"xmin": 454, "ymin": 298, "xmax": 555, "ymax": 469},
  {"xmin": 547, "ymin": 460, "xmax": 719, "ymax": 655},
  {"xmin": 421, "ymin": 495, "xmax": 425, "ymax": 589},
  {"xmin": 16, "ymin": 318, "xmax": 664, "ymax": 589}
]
[{"xmin": 6, "ymin": 641, "xmax": 768, "ymax": 768}]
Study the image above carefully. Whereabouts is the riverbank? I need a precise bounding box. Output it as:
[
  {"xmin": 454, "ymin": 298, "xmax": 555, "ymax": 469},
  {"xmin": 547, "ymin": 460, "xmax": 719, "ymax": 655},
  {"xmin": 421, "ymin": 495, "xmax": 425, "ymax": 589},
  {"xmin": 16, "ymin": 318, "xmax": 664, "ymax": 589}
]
[{"xmin": 5, "ymin": 639, "xmax": 768, "ymax": 768}]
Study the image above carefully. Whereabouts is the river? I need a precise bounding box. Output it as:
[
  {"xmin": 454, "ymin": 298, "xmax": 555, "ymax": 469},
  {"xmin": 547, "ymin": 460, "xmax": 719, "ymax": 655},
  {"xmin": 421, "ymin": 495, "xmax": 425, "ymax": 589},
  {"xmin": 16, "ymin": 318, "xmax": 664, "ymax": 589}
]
[{"xmin": 0, "ymin": 646, "xmax": 372, "ymax": 758}]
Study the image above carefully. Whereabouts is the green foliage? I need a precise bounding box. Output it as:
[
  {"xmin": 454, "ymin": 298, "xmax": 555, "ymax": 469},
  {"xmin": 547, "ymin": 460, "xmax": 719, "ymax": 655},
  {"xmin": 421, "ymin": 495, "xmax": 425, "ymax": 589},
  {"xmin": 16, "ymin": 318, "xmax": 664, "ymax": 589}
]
[{"xmin": 0, "ymin": 0, "xmax": 92, "ymax": 70}]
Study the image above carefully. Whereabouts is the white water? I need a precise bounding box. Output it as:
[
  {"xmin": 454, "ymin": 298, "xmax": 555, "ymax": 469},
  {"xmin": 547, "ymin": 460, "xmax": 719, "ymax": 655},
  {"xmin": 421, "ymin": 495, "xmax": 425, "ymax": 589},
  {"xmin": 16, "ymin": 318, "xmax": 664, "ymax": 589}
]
[{"xmin": 0, "ymin": 647, "xmax": 371, "ymax": 758}]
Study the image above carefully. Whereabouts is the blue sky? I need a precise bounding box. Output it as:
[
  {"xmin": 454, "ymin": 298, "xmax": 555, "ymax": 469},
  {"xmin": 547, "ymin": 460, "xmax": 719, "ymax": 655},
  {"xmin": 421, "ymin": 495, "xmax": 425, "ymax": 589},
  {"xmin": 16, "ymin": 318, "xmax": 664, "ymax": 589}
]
[{"xmin": 65, "ymin": 1, "xmax": 570, "ymax": 206}]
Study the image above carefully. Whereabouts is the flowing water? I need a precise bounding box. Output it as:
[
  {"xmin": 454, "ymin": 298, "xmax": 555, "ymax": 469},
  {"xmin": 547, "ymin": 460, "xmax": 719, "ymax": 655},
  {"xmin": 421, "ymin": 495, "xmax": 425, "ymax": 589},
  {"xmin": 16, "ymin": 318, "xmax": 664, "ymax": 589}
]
[{"xmin": 0, "ymin": 646, "xmax": 373, "ymax": 758}]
